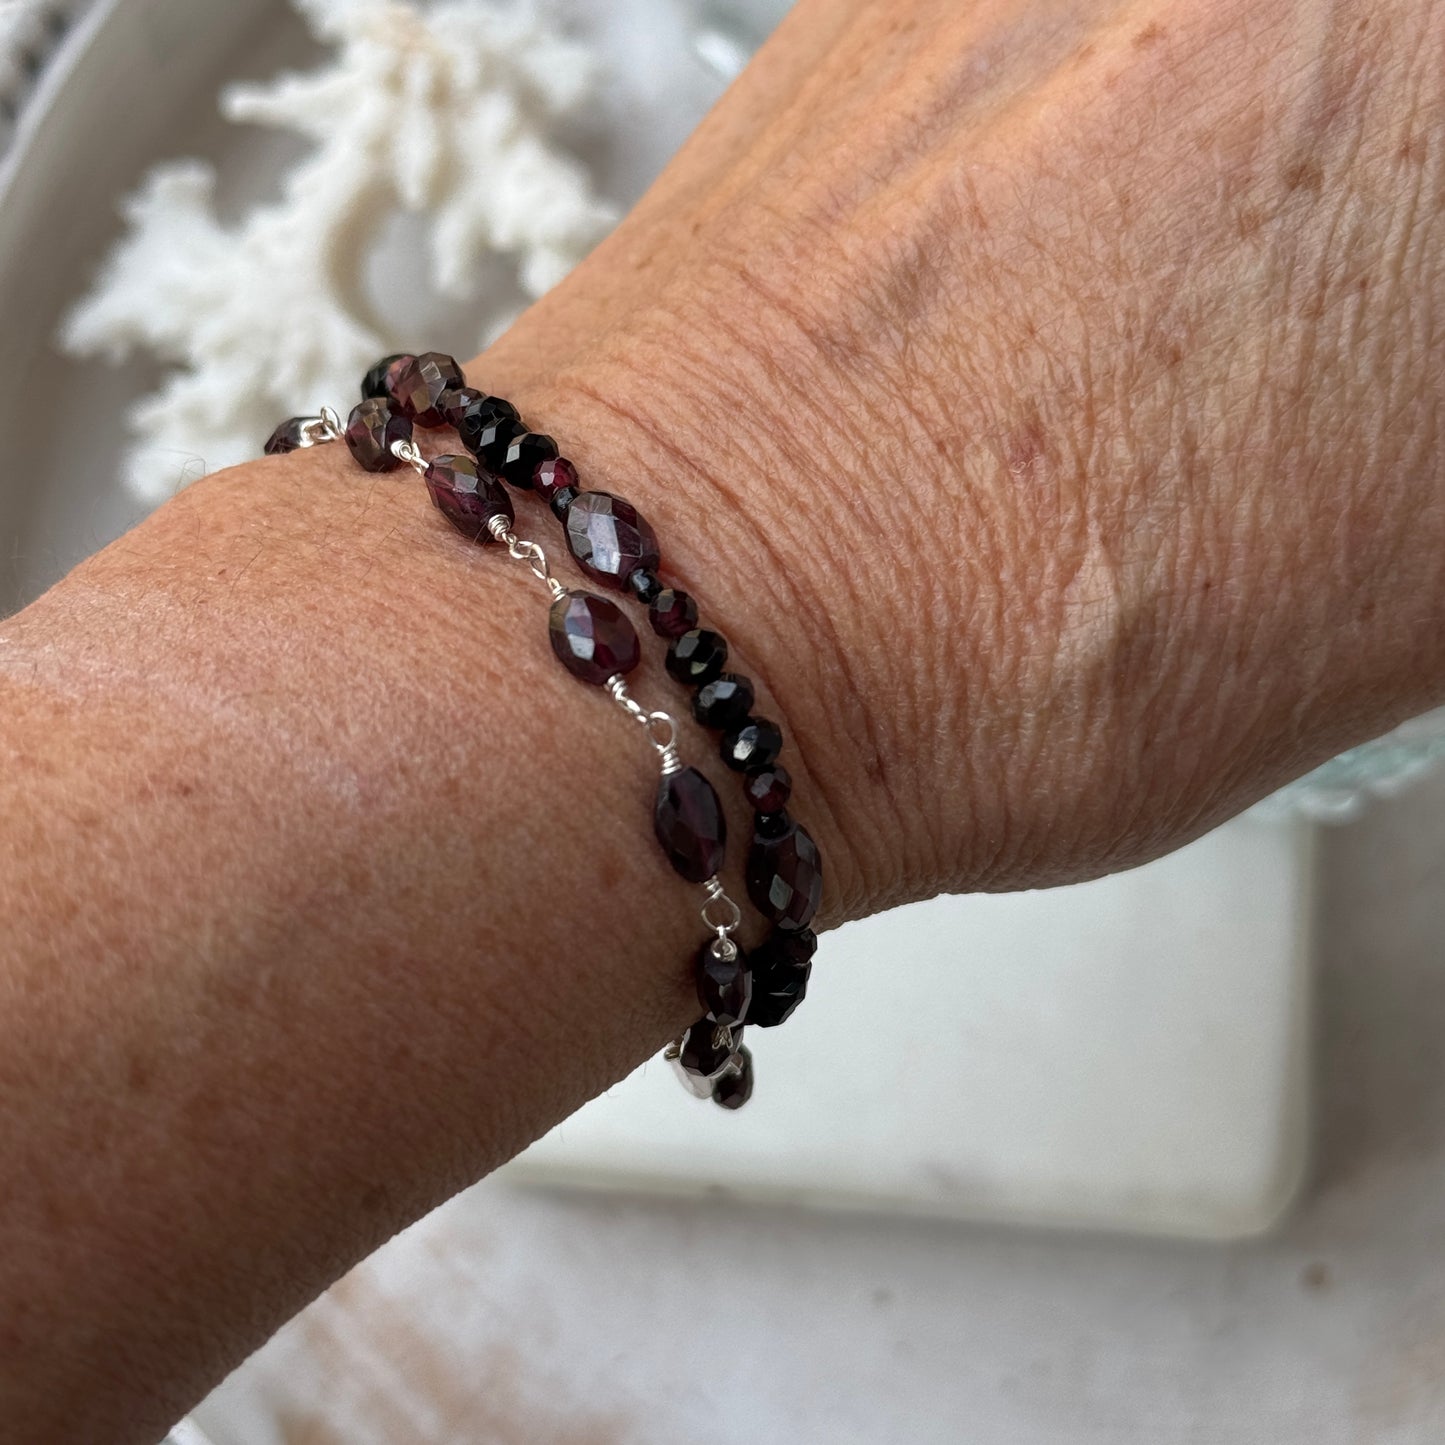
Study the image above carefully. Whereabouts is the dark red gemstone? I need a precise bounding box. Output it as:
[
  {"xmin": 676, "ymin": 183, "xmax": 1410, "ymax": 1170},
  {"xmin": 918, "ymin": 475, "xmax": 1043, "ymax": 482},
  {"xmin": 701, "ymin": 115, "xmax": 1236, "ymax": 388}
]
[
  {"xmin": 744, "ymin": 764, "xmax": 792, "ymax": 813},
  {"xmin": 534, "ymin": 455, "xmax": 578, "ymax": 501},
  {"xmin": 654, "ymin": 766, "xmax": 727, "ymax": 882},
  {"xmin": 454, "ymin": 395, "xmax": 522, "ymax": 463},
  {"xmin": 564, "ymin": 492, "xmax": 661, "ymax": 589},
  {"xmin": 696, "ymin": 939, "xmax": 752, "ymax": 1027},
  {"xmin": 649, "ymin": 588, "xmax": 699, "ymax": 639},
  {"xmin": 722, "ymin": 716, "xmax": 782, "ymax": 772},
  {"xmin": 666, "ymin": 629, "xmax": 728, "ymax": 687},
  {"xmin": 499, "ymin": 432, "xmax": 558, "ymax": 489},
  {"xmin": 746, "ymin": 820, "xmax": 822, "ymax": 932},
  {"xmin": 680, "ymin": 1017, "xmax": 740, "ymax": 1079},
  {"xmin": 712, "ymin": 1047, "xmax": 754, "ymax": 1110},
  {"xmin": 263, "ymin": 416, "xmax": 315, "ymax": 455},
  {"xmin": 362, "ymin": 353, "xmax": 413, "ymax": 400},
  {"xmin": 747, "ymin": 931, "xmax": 814, "ymax": 1029},
  {"xmin": 754, "ymin": 808, "xmax": 793, "ymax": 840},
  {"xmin": 345, "ymin": 398, "xmax": 412, "ymax": 472},
  {"xmin": 439, "ymin": 384, "xmax": 485, "ymax": 429},
  {"xmin": 626, "ymin": 568, "xmax": 663, "ymax": 604},
  {"xmin": 424, "ymin": 453, "xmax": 513, "ymax": 540},
  {"xmin": 389, "ymin": 351, "xmax": 465, "ymax": 426},
  {"xmin": 548, "ymin": 591, "xmax": 641, "ymax": 685},
  {"xmin": 693, "ymin": 674, "xmax": 754, "ymax": 731}
]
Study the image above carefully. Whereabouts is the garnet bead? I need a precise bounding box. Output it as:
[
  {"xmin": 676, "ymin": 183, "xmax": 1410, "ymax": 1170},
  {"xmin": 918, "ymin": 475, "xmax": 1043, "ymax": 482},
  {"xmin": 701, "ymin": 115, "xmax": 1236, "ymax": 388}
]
[
  {"xmin": 746, "ymin": 819, "xmax": 823, "ymax": 932},
  {"xmin": 534, "ymin": 455, "xmax": 578, "ymax": 501},
  {"xmin": 712, "ymin": 1048, "xmax": 754, "ymax": 1110},
  {"xmin": 564, "ymin": 492, "xmax": 661, "ymax": 588},
  {"xmin": 693, "ymin": 673, "xmax": 755, "ymax": 730},
  {"xmin": 680, "ymin": 1018, "xmax": 740, "ymax": 1080},
  {"xmin": 499, "ymin": 431, "xmax": 559, "ymax": 489},
  {"xmin": 754, "ymin": 808, "xmax": 793, "ymax": 840},
  {"xmin": 344, "ymin": 398, "xmax": 412, "ymax": 472},
  {"xmin": 654, "ymin": 767, "xmax": 727, "ymax": 883},
  {"xmin": 362, "ymin": 353, "xmax": 412, "ymax": 400},
  {"xmin": 744, "ymin": 764, "xmax": 792, "ymax": 813},
  {"xmin": 454, "ymin": 395, "xmax": 523, "ymax": 464},
  {"xmin": 388, "ymin": 351, "xmax": 464, "ymax": 426},
  {"xmin": 424, "ymin": 453, "xmax": 514, "ymax": 540},
  {"xmin": 746, "ymin": 930, "xmax": 814, "ymax": 1029},
  {"xmin": 263, "ymin": 416, "xmax": 315, "ymax": 455},
  {"xmin": 649, "ymin": 588, "xmax": 699, "ymax": 639},
  {"xmin": 666, "ymin": 629, "xmax": 728, "ymax": 687},
  {"xmin": 548, "ymin": 591, "xmax": 642, "ymax": 685},
  {"xmin": 439, "ymin": 384, "xmax": 484, "ymax": 429},
  {"xmin": 626, "ymin": 568, "xmax": 663, "ymax": 604},
  {"xmin": 696, "ymin": 940, "xmax": 752, "ymax": 1027},
  {"xmin": 721, "ymin": 716, "xmax": 783, "ymax": 772}
]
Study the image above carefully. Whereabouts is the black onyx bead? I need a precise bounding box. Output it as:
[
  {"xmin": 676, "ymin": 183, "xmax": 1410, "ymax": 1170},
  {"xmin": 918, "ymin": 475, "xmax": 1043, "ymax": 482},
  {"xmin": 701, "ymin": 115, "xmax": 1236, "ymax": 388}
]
[
  {"xmin": 649, "ymin": 588, "xmax": 699, "ymax": 640},
  {"xmin": 696, "ymin": 940, "xmax": 752, "ymax": 1028},
  {"xmin": 746, "ymin": 931, "xmax": 814, "ymax": 1029},
  {"xmin": 693, "ymin": 673, "xmax": 755, "ymax": 731},
  {"xmin": 439, "ymin": 384, "xmax": 484, "ymax": 429},
  {"xmin": 712, "ymin": 1047, "xmax": 754, "ymax": 1110},
  {"xmin": 721, "ymin": 716, "xmax": 783, "ymax": 772},
  {"xmin": 389, "ymin": 351, "xmax": 464, "ymax": 427},
  {"xmin": 565, "ymin": 492, "xmax": 662, "ymax": 589},
  {"xmin": 549, "ymin": 486, "xmax": 580, "ymax": 521},
  {"xmin": 744, "ymin": 764, "xmax": 792, "ymax": 813},
  {"xmin": 263, "ymin": 416, "xmax": 315, "ymax": 455},
  {"xmin": 344, "ymin": 398, "xmax": 411, "ymax": 472},
  {"xmin": 455, "ymin": 395, "xmax": 523, "ymax": 464},
  {"xmin": 626, "ymin": 568, "xmax": 663, "ymax": 605},
  {"xmin": 424, "ymin": 454, "xmax": 513, "ymax": 540},
  {"xmin": 499, "ymin": 431, "xmax": 558, "ymax": 489},
  {"xmin": 666, "ymin": 629, "xmax": 728, "ymax": 687},
  {"xmin": 654, "ymin": 767, "xmax": 727, "ymax": 883},
  {"xmin": 747, "ymin": 819, "xmax": 823, "ymax": 933},
  {"xmin": 548, "ymin": 591, "xmax": 641, "ymax": 686},
  {"xmin": 362, "ymin": 353, "xmax": 412, "ymax": 400},
  {"xmin": 680, "ymin": 1017, "xmax": 740, "ymax": 1079},
  {"xmin": 754, "ymin": 808, "xmax": 793, "ymax": 840}
]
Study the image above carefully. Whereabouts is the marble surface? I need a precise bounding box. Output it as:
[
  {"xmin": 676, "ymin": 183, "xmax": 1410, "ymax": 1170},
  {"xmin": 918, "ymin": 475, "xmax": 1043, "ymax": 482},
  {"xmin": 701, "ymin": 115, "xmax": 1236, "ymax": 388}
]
[{"xmin": 193, "ymin": 772, "xmax": 1445, "ymax": 1443}]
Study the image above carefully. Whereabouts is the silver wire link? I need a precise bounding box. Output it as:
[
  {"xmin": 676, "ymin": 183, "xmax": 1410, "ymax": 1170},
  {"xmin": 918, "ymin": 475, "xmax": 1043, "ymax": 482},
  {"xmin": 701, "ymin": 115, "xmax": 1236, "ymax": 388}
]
[
  {"xmin": 488, "ymin": 516, "xmax": 567, "ymax": 600},
  {"xmin": 390, "ymin": 436, "xmax": 428, "ymax": 474},
  {"xmin": 604, "ymin": 676, "xmax": 682, "ymax": 772},
  {"xmin": 701, "ymin": 877, "xmax": 743, "ymax": 944},
  {"xmin": 299, "ymin": 408, "xmax": 344, "ymax": 447}
]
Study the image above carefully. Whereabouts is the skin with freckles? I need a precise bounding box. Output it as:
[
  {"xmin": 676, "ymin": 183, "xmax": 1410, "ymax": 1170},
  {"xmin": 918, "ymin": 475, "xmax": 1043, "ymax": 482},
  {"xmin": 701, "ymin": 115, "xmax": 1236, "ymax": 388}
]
[{"xmin": 0, "ymin": 0, "xmax": 1442, "ymax": 1437}]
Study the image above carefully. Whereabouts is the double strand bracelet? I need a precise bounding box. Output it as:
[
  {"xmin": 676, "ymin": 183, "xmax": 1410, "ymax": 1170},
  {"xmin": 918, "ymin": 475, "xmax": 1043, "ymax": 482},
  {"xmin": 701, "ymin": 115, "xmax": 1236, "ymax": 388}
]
[{"xmin": 264, "ymin": 351, "xmax": 823, "ymax": 1110}]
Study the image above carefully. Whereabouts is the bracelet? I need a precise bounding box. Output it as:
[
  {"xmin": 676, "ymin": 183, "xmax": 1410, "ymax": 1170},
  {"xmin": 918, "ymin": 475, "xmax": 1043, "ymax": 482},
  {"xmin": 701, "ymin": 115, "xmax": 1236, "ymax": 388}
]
[{"xmin": 265, "ymin": 351, "xmax": 823, "ymax": 1110}]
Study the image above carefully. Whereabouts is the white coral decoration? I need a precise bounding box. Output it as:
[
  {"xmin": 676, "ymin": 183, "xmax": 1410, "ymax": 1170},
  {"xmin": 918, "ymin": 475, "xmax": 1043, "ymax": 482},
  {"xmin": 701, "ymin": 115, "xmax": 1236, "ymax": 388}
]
[{"xmin": 61, "ymin": 0, "xmax": 617, "ymax": 502}]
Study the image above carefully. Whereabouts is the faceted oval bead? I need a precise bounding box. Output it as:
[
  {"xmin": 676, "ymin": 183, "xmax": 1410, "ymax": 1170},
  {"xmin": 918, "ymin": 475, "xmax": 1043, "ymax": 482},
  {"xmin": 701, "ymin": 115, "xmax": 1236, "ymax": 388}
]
[
  {"xmin": 696, "ymin": 939, "xmax": 752, "ymax": 1027},
  {"xmin": 746, "ymin": 931, "xmax": 814, "ymax": 1029},
  {"xmin": 534, "ymin": 455, "xmax": 578, "ymax": 502},
  {"xmin": 455, "ymin": 395, "xmax": 523, "ymax": 463},
  {"xmin": 548, "ymin": 591, "xmax": 641, "ymax": 686},
  {"xmin": 263, "ymin": 416, "xmax": 316, "ymax": 456},
  {"xmin": 423, "ymin": 453, "xmax": 513, "ymax": 540},
  {"xmin": 746, "ymin": 819, "xmax": 823, "ymax": 933},
  {"xmin": 721, "ymin": 716, "xmax": 783, "ymax": 772},
  {"xmin": 744, "ymin": 764, "xmax": 792, "ymax": 813},
  {"xmin": 666, "ymin": 628, "xmax": 728, "ymax": 687},
  {"xmin": 388, "ymin": 351, "xmax": 465, "ymax": 426},
  {"xmin": 499, "ymin": 431, "xmax": 559, "ymax": 489},
  {"xmin": 564, "ymin": 492, "xmax": 661, "ymax": 589},
  {"xmin": 345, "ymin": 398, "xmax": 412, "ymax": 472},
  {"xmin": 649, "ymin": 588, "xmax": 699, "ymax": 639},
  {"xmin": 362, "ymin": 353, "xmax": 413, "ymax": 400},
  {"xmin": 712, "ymin": 1047, "xmax": 754, "ymax": 1110},
  {"xmin": 439, "ymin": 384, "xmax": 485, "ymax": 429},
  {"xmin": 693, "ymin": 673, "xmax": 755, "ymax": 731},
  {"xmin": 680, "ymin": 1017, "xmax": 741, "ymax": 1080},
  {"xmin": 654, "ymin": 766, "xmax": 727, "ymax": 883}
]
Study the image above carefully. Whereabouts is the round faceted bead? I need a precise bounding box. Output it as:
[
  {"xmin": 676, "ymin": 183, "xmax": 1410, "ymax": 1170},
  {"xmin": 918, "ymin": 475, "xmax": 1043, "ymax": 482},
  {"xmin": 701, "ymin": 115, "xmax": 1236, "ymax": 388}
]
[
  {"xmin": 654, "ymin": 766, "xmax": 727, "ymax": 883},
  {"xmin": 746, "ymin": 931, "xmax": 814, "ymax": 1029},
  {"xmin": 424, "ymin": 453, "xmax": 513, "ymax": 540},
  {"xmin": 712, "ymin": 1048, "xmax": 754, "ymax": 1110},
  {"xmin": 345, "ymin": 398, "xmax": 411, "ymax": 472},
  {"xmin": 548, "ymin": 591, "xmax": 641, "ymax": 686},
  {"xmin": 362, "ymin": 353, "xmax": 413, "ymax": 400},
  {"xmin": 693, "ymin": 673, "xmax": 755, "ymax": 731},
  {"xmin": 454, "ymin": 395, "xmax": 523, "ymax": 462},
  {"xmin": 499, "ymin": 431, "xmax": 558, "ymax": 489},
  {"xmin": 754, "ymin": 808, "xmax": 793, "ymax": 840},
  {"xmin": 747, "ymin": 819, "xmax": 823, "ymax": 932},
  {"xmin": 263, "ymin": 416, "xmax": 316, "ymax": 455},
  {"xmin": 439, "ymin": 384, "xmax": 485, "ymax": 429},
  {"xmin": 626, "ymin": 567, "xmax": 663, "ymax": 605},
  {"xmin": 680, "ymin": 1017, "xmax": 740, "ymax": 1080},
  {"xmin": 744, "ymin": 764, "xmax": 792, "ymax": 813},
  {"xmin": 721, "ymin": 716, "xmax": 783, "ymax": 772},
  {"xmin": 696, "ymin": 939, "xmax": 752, "ymax": 1028},
  {"xmin": 649, "ymin": 588, "xmax": 699, "ymax": 640},
  {"xmin": 666, "ymin": 628, "xmax": 728, "ymax": 687},
  {"xmin": 534, "ymin": 455, "xmax": 578, "ymax": 502},
  {"xmin": 388, "ymin": 351, "xmax": 465, "ymax": 426},
  {"xmin": 549, "ymin": 486, "xmax": 579, "ymax": 521},
  {"xmin": 564, "ymin": 492, "xmax": 661, "ymax": 589}
]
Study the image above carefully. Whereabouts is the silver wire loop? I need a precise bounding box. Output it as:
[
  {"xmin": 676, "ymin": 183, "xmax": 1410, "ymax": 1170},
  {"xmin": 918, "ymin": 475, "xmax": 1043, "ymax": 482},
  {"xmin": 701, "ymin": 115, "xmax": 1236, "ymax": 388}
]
[
  {"xmin": 299, "ymin": 410, "xmax": 342, "ymax": 447},
  {"xmin": 605, "ymin": 677, "xmax": 683, "ymax": 770},
  {"xmin": 701, "ymin": 877, "xmax": 743, "ymax": 940},
  {"xmin": 390, "ymin": 437, "xmax": 428, "ymax": 473},
  {"xmin": 489, "ymin": 518, "xmax": 566, "ymax": 599}
]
